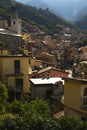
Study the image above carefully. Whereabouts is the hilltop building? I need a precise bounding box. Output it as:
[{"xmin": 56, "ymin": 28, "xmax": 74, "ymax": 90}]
[{"xmin": 11, "ymin": 13, "xmax": 21, "ymax": 35}]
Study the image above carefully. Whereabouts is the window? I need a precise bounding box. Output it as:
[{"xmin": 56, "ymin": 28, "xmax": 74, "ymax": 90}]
[
  {"xmin": 15, "ymin": 79, "xmax": 23, "ymax": 91},
  {"xmin": 13, "ymin": 20, "xmax": 15, "ymax": 25},
  {"xmin": 14, "ymin": 60, "xmax": 20, "ymax": 74},
  {"xmin": 82, "ymin": 97, "xmax": 87, "ymax": 106},
  {"xmin": 84, "ymin": 88, "xmax": 87, "ymax": 96},
  {"xmin": 82, "ymin": 87, "xmax": 87, "ymax": 108},
  {"xmin": 81, "ymin": 116, "xmax": 87, "ymax": 122},
  {"xmin": 46, "ymin": 89, "xmax": 52, "ymax": 99},
  {"xmin": 29, "ymin": 59, "xmax": 31, "ymax": 64}
]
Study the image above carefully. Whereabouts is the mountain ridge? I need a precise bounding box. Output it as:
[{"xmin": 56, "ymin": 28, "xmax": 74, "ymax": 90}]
[
  {"xmin": 0, "ymin": 0, "xmax": 72, "ymax": 35},
  {"xmin": 16, "ymin": 0, "xmax": 87, "ymax": 21},
  {"xmin": 16, "ymin": 0, "xmax": 87, "ymax": 30}
]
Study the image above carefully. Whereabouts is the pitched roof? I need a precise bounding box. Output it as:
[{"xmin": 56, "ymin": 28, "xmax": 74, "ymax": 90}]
[
  {"xmin": 38, "ymin": 66, "xmax": 54, "ymax": 74},
  {"xmin": 43, "ymin": 39, "xmax": 56, "ymax": 49},
  {"xmin": 38, "ymin": 66, "xmax": 69, "ymax": 75},
  {"xmin": 63, "ymin": 77, "xmax": 87, "ymax": 83},
  {"xmin": 80, "ymin": 61, "xmax": 87, "ymax": 64}
]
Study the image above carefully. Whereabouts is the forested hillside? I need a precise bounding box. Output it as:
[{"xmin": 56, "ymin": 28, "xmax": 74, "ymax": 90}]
[{"xmin": 0, "ymin": 0, "xmax": 73, "ymax": 34}]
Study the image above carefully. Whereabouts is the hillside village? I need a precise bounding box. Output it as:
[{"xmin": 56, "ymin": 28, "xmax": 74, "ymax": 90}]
[{"xmin": 0, "ymin": 10, "xmax": 87, "ymax": 122}]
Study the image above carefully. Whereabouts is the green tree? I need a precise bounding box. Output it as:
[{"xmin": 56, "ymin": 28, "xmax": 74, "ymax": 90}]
[
  {"xmin": 1, "ymin": 102, "xmax": 87, "ymax": 130},
  {"xmin": 7, "ymin": 99, "xmax": 24, "ymax": 114},
  {"xmin": 22, "ymin": 98, "xmax": 58, "ymax": 130},
  {"xmin": 24, "ymin": 98, "xmax": 52, "ymax": 117},
  {"xmin": 8, "ymin": 86, "xmax": 16, "ymax": 102},
  {"xmin": 23, "ymin": 115, "xmax": 60, "ymax": 130},
  {"xmin": 1, "ymin": 116, "xmax": 27, "ymax": 130},
  {"xmin": 56, "ymin": 24, "xmax": 64, "ymax": 31},
  {"xmin": 58, "ymin": 116, "xmax": 87, "ymax": 130},
  {"xmin": 2, "ymin": 115, "xmax": 87, "ymax": 130},
  {"xmin": 0, "ymin": 115, "xmax": 60, "ymax": 130},
  {"xmin": 1, "ymin": 116, "xmax": 16, "ymax": 130},
  {"xmin": 0, "ymin": 82, "xmax": 8, "ymax": 114}
]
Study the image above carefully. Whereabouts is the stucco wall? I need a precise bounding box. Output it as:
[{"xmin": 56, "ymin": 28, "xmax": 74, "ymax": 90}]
[{"xmin": 0, "ymin": 56, "xmax": 30, "ymax": 93}]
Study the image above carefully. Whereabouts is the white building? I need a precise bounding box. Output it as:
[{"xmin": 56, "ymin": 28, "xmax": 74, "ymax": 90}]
[{"xmin": 30, "ymin": 77, "xmax": 64, "ymax": 100}]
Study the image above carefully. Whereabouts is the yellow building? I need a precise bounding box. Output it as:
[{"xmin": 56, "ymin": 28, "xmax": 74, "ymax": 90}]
[
  {"xmin": 82, "ymin": 46, "xmax": 87, "ymax": 53},
  {"xmin": 0, "ymin": 53, "xmax": 30, "ymax": 94},
  {"xmin": 22, "ymin": 34, "xmax": 31, "ymax": 43},
  {"xmin": 64, "ymin": 77, "xmax": 87, "ymax": 121}
]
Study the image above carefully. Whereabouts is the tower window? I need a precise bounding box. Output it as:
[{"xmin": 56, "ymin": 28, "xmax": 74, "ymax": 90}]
[{"xmin": 13, "ymin": 20, "xmax": 15, "ymax": 25}]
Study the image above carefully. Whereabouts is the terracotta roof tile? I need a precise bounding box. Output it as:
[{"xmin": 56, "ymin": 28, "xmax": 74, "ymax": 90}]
[{"xmin": 43, "ymin": 39, "xmax": 56, "ymax": 49}]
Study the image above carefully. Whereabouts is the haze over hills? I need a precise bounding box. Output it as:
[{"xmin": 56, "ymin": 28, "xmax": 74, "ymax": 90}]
[
  {"xmin": 0, "ymin": 0, "xmax": 72, "ymax": 35},
  {"xmin": 16, "ymin": 0, "xmax": 87, "ymax": 30},
  {"xmin": 74, "ymin": 7, "xmax": 87, "ymax": 30},
  {"xmin": 16, "ymin": 0, "xmax": 50, "ymax": 9},
  {"xmin": 1, "ymin": 0, "xmax": 87, "ymax": 30},
  {"xmin": 16, "ymin": 0, "xmax": 62, "ymax": 17},
  {"xmin": 16, "ymin": 0, "xmax": 87, "ymax": 21}
]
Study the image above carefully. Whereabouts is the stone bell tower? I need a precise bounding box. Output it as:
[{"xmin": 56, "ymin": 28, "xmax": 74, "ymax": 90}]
[{"xmin": 11, "ymin": 12, "xmax": 21, "ymax": 35}]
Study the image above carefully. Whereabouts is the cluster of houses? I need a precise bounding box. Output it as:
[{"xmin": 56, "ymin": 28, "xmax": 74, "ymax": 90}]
[{"xmin": 0, "ymin": 13, "xmax": 87, "ymax": 121}]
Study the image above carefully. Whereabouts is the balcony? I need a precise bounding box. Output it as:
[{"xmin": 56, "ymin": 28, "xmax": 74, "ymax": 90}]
[
  {"xmin": 6, "ymin": 69, "xmax": 24, "ymax": 77},
  {"xmin": 16, "ymin": 86, "xmax": 23, "ymax": 92}
]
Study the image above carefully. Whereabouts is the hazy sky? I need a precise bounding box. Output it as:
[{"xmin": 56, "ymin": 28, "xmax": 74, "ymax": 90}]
[
  {"xmin": 44, "ymin": 0, "xmax": 79, "ymax": 4},
  {"xmin": 43, "ymin": 0, "xmax": 79, "ymax": 2}
]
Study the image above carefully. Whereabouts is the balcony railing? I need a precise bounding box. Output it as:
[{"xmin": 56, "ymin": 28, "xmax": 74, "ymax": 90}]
[
  {"xmin": 16, "ymin": 86, "xmax": 23, "ymax": 92},
  {"xmin": 5, "ymin": 69, "xmax": 24, "ymax": 77},
  {"xmin": 14, "ymin": 69, "xmax": 21, "ymax": 74}
]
